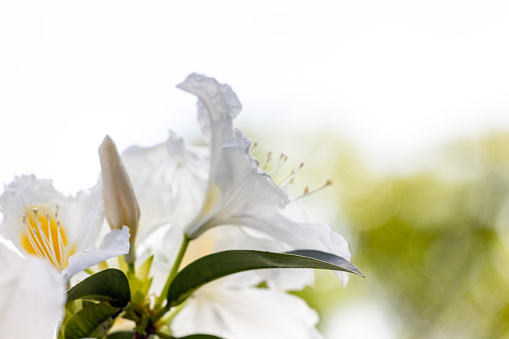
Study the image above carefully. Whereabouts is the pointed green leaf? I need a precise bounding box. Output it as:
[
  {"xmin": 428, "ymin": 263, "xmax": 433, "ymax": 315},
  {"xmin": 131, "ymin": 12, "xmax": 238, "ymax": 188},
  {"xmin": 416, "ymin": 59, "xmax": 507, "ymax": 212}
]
[
  {"xmin": 167, "ymin": 250, "xmax": 362, "ymax": 306},
  {"xmin": 67, "ymin": 269, "xmax": 130, "ymax": 305},
  {"xmin": 108, "ymin": 331, "xmax": 135, "ymax": 339},
  {"xmin": 286, "ymin": 250, "xmax": 363, "ymax": 275},
  {"xmin": 64, "ymin": 301, "xmax": 122, "ymax": 339},
  {"xmin": 136, "ymin": 254, "xmax": 154, "ymax": 281},
  {"xmin": 176, "ymin": 335, "xmax": 223, "ymax": 339}
]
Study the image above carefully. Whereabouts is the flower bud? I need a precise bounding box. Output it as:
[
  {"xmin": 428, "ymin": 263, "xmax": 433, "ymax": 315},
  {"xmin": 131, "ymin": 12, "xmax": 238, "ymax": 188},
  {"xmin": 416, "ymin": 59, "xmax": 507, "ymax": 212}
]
[{"xmin": 99, "ymin": 135, "xmax": 140, "ymax": 263}]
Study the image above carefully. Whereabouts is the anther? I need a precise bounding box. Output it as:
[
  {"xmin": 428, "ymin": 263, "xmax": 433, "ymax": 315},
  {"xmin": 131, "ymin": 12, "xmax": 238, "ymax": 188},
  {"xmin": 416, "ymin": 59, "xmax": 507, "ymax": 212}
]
[
  {"xmin": 296, "ymin": 178, "xmax": 334, "ymax": 200},
  {"xmin": 249, "ymin": 141, "xmax": 258, "ymax": 154},
  {"xmin": 269, "ymin": 153, "xmax": 288, "ymax": 177},
  {"xmin": 261, "ymin": 151, "xmax": 273, "ymax": 170},
  {"xmin": 279, "ymin": 162, "xmax": 304, "ymax": 186}
]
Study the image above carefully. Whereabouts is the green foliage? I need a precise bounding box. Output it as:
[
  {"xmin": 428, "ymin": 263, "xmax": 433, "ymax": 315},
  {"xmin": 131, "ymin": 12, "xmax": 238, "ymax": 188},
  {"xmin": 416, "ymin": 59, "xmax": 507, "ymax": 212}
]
[
  {"xmin": 176, "ymin": 335, "xmax": 223, "ymax": 339},
  {"xmin": 127, "ymin": 255, "xmax": 154, "ymax": 308},
  {"xmin": 67, "ymin": 269, "xmax": 131, "ymax": 306},
  {"xmin": 337, "ymin": 134, "xmax": 509, "ymax": 338},
  {"xmin": 167, "ymin": 249, "xmax": 362, "ymax": 307},
  {"xmin": 250, "ymin": 129, "xmax": 509, "ymax": 338},
  {"xmin": 107, "ymin": 332, "xmax": 135, "ymax": 339},
  {"xmin": 64, "ymin": 301, "xmax": 122, "ymax": 339},
  {"xmin": 318, "ymin": 131, "xmax": 509, "ymax": 338}
]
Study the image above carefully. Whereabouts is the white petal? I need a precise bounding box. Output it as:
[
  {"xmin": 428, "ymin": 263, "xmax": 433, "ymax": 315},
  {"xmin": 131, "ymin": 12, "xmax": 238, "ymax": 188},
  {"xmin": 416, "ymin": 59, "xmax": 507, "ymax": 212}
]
[
  {"xmin": 0, "ymin": 175, "xmax": 67, "ymax": 252},
  {"xmin": 184, "ymin": 130, "xmax": 288, "ymax": 238},
  {"xmin": 122, "ymin": 131, "xmax": 209, "ymax": 242},
  {"xmin": 0, "ymin": 175, "xmax": 104, "ymax": 255},
  {"xmin": 0, "ymin": 244, "xmax": 66, "ymax": 339},
  {"xmin": 184, "ymin": 128, "xmax": 352, "ymax": 286},
  {"xmin": 235, "ymin": 213, "xmax": 352, "ymax": 287},
  {"xmin": 177, "ymin": 73, "xmax": 241, "ymax": 147},
  {"xmin": 67, "ymin": 184, "xmax": 105, "ymax": 250},
  {"xmin": 61, "ymin": 226, "xmax": 130, "ymax": 280},
  {"xmin": 172, "ymin": 280, "xmax": 322, "ymax": 339},
  {"xmin": 177, "ymin": 74, "xmax": 244, "ymax": 229}
]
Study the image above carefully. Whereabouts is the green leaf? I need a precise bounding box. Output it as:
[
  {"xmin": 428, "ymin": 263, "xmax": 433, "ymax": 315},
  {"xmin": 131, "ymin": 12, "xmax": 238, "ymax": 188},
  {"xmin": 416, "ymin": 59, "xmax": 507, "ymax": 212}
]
[
  {"xmin": 67, "ymin": 269, "xmax": 131, "ymax": 305},
  {"xmin": 107, "ymin": 331, "xmax": 135, "ymax": 339},
  {"xmin": 286, "ymin": 250, "xmax": 363, "ymax": 275},
  {"xmin": 136, "ymin": 254, "xmax": 154, "ymax": 281},
  {"xmin": 176, "ymin": 335, "xmax": 223, "ymax": 339},
  {"xmin": 167, "ymin": 250, "xmax": 363, "ymax": 306},
  {"xmin": 64, "ymin": 301, "xmax": 122, "ymax": 339}
]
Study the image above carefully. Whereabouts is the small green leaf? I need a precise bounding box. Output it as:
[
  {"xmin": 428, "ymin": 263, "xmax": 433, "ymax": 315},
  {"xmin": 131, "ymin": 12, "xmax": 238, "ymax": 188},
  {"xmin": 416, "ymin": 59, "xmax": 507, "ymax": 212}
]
[
  {"xmin": 167, "ymin": 250, "xmax": 362, "ymax": 306},
  {"xmin": 67, "ymin": 269, "xmax": 130, "ymax": 305},
  {"xmin": 107, "ymin": 331, "xmax": 135, "ymax": 339},
  {"xmin": 136, "ymin": 254, "xmax": 154, "ymax": 281},
  {"xmin": 64, "ymin": 301, "xmax": 122, "ymax": 339}
]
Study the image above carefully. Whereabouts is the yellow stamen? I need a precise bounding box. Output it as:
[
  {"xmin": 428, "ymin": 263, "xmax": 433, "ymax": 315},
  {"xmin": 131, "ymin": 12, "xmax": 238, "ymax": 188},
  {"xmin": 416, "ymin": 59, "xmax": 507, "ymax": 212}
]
[{"xmin": 20, "ymin": 205, "xmax": 74, "ymax": 272}]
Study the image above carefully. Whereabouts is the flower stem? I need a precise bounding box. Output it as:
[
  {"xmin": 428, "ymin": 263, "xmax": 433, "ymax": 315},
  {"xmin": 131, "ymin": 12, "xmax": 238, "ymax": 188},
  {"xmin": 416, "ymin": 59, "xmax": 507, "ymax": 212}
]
[
  {"xmin": 155, "ymin": 234, "xmax": 190, "ymax": 310},
  {"xmin": 128, "ymin": 262, "xmax": 135, "ymax": 274}
]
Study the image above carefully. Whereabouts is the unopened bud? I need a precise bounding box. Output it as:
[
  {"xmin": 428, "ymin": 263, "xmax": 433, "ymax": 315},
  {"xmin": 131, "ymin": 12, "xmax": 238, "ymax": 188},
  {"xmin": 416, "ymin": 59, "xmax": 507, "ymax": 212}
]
[{"xmin": 99, "ymin": 135, "xmax": 140, "ymax": 263}]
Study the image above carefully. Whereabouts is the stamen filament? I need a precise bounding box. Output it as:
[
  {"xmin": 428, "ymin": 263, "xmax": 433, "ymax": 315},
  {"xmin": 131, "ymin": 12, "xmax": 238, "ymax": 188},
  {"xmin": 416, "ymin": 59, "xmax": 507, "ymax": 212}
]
[
  {"xmin": 23, "ymin": 217, "xmax": 46, "ymax": 261},
  {"xmin": 57, "ymin": 222, "xmax": 64, "ymax": 269},
  {"xmin": 296, "ymin": 178, "xmax": 334, "ymax": 200},
  {"xmin": 33, "ymin": 210, "xmax": 60, "ymax": 268},
  {"xmin": 269, "ymin": 153, "xmax": 288, "ymax": 177},
  {"xmin": 279, "ymin": 162, "xmax": 304, "ymax": 186},
  {"xmin": 249, "ymin": 141, "xmax": 258, "ymax": 154},
  {"xmin": 46, "ymin": 213, "xmax": 55, "ymax": 264},
  {"xmin": 30, "ymin": 226, "xmax": 56, "ymax": 267},
  {"xmin": 261, "ymin": 151, "xmax": 272, "ymax": 170},
  {"xmin": 22, "ymin": 208, "xmax": 68, "ymax": 272},
  {"xmin": 30, "ymin": 229, "xmax": 53, "ymax": 266}
]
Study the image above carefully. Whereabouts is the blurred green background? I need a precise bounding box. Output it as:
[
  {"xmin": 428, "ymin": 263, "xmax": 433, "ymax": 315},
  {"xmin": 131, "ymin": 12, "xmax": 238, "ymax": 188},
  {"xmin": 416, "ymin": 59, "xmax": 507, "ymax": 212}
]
[{"xmin": 247, "ymin": 128, "xmax": 509, "ymax": 339}]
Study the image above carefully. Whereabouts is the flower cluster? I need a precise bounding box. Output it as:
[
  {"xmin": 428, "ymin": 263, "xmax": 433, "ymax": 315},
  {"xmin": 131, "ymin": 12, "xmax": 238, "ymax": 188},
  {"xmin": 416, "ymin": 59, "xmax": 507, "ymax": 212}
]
[{"xmin": 0, "ymin": 74, "xmax": 361, "ymax": 339}]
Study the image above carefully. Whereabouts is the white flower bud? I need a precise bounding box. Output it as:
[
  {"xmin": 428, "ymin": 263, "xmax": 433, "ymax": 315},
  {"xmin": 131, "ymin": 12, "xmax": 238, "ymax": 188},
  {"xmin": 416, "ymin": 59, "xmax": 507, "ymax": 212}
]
[{"xmin": 99, "ymin": 135, "xmax": 140, "ymax": 263}]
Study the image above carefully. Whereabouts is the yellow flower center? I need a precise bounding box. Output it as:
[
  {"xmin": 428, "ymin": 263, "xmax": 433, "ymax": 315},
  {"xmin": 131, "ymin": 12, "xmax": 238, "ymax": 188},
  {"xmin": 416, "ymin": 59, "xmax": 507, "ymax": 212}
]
[{"xmin": 21, "ymin": 205, "xmax": 75, "ymax": 272}]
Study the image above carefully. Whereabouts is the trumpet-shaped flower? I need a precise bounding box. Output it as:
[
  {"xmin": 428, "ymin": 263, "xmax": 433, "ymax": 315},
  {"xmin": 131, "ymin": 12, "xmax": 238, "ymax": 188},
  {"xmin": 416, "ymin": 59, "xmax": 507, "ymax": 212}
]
[
  {"xmin": 0, "ymin": 243, "xmax": 66, "ymax": 339},
  {"xmin": 120, "ymin": 74, "xmax": 354, "ymax": 337},
  {"xmin": 123, "ymin": 74, "xmax": 351, "ymax": 285},
  {"xmin": 0, "ymin": 175, "xmax": 130, "ymax": 280},
  {"xmin": 178, "ymin": 73, "xmax": 351, "ymax": 285}
]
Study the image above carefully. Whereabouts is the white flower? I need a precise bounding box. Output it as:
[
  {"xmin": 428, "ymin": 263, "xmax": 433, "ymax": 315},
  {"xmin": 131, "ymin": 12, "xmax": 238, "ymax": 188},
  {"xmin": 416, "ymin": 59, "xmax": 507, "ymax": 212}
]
[
  {"xmin": 121, "ymin": 74, "xmax": 354, "ymax": 338},
  {"xmin": 0, "ymin": 243, "xmax": 66, "ymax": 339},
  {"xmin": 0, "ymin": 175, "xmax": 130, "ymax": 280},
  {"xmin": 170, "ymin": 275, "xmax": 322, "ymax": 339},
  {"xmin": 175, "ymin": 73, "xmax": 352, "ymax": 286},
  {"xmin": 124, "ymin": 73, "xmax": 352, "ymax": 285}
]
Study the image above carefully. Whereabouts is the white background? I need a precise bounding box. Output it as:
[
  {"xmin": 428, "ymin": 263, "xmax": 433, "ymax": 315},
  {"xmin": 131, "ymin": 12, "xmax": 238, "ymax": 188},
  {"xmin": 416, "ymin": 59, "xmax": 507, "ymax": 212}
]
[{"xmin": 2, "ymin": 1, "xmax": 509, "ymax": 194}]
